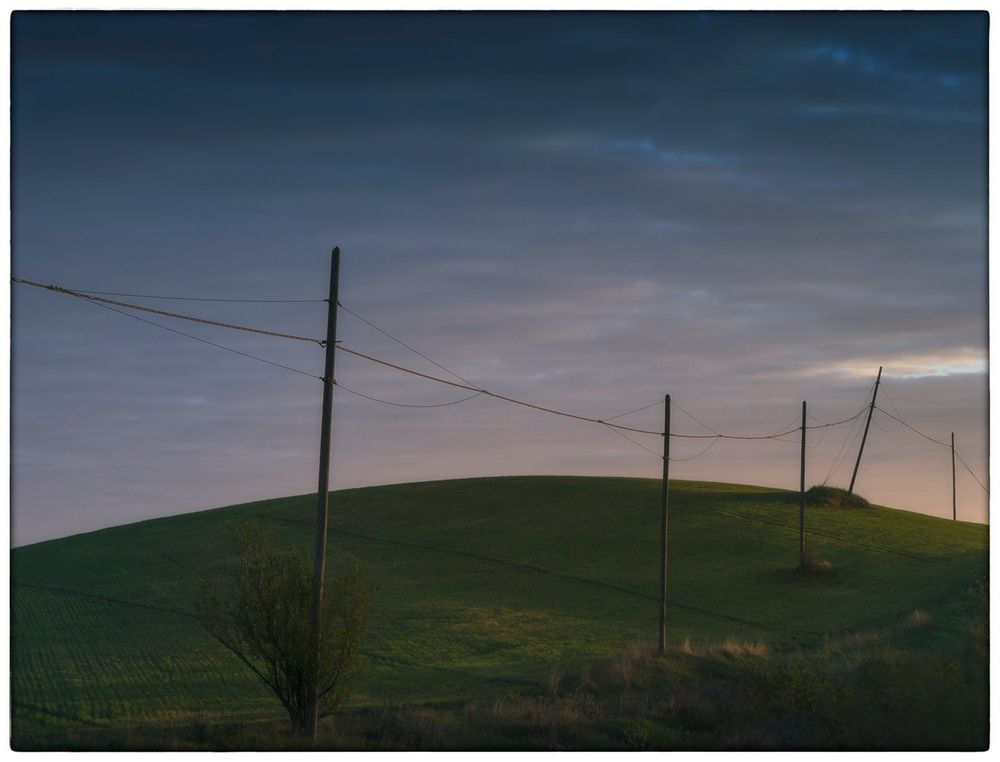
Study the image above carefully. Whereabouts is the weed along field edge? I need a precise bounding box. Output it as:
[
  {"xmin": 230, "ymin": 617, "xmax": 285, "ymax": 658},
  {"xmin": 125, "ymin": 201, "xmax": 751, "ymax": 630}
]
[{"xmin": 11, "ymin": 475, "xmax": 989, "ymax": 750}]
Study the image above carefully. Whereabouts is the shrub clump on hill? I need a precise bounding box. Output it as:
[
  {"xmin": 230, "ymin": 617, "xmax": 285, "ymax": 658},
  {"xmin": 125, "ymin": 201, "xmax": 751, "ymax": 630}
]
[
  {"xmin": 805, "ymin": 486, "xmax": 872, "ymax": 511},
  {"xmin": 195, "ymin": 524, "xmax": 374, "ymax": 736}
]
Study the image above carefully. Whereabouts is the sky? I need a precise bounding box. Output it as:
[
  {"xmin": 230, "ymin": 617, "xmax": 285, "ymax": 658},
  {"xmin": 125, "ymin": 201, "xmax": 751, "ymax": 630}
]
[{"xmin": 10, "ymin": 11, "xmax": 989, "ymax": 546}]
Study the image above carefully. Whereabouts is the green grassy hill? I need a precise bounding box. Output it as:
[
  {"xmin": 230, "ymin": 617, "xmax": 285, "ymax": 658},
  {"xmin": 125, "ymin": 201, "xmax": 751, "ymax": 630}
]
[{"xmin": 11, "ymin": 476, "xmax": 988, "ymax": 749}]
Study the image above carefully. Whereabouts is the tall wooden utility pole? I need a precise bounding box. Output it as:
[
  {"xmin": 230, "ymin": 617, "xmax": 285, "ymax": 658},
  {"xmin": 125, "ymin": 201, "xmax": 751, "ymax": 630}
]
[
  {"xmin": 951, "ymin": 432, "xmax": 957, "ymax": 521},
  {"xmin": 848, "ymin": 366, "xmax": 883, "ymax": 495},
  {"xmin": 305, "ymin": 246, "xmax": 340, "ymax": 740},
  {"xmin": 799, "ymin": 400, "xmax": 806, "ymax": 570},
  {"xmin": 658, "ymin": 394, "xmax": 670, "ymax": 657}
]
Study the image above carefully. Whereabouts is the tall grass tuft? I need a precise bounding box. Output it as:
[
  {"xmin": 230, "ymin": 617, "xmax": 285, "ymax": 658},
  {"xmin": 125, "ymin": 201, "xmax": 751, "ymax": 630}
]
[{"xmin": 799, "ymin": 538, "xmax": 834, "ymax": 574}]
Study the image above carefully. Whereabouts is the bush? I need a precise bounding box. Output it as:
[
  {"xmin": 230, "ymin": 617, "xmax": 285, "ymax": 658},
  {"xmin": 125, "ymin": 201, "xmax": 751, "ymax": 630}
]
[
  {"xmin": 805, "ymin": 486, "xmax": 871, "ymax": 511},
  {"xmin": 196, "ymin": 524, "xmax": 373, "ymax": 735}
]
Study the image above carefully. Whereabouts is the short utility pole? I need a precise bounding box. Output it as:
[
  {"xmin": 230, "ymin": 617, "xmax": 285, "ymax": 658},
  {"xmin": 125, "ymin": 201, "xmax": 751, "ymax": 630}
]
[
  {"xmin": 658, "ymin": 394, "xmax": 670, "ymax": 657},
  {"xmin": 799, "ymin": 400, "xmax": 807, "ymax": 570},
  {"xmin": 306, "ymin": 246, "xmax": 340, "ymax": 741},
  {"xmin": 849, "ymin": 366, "xmax": 882, "ymax": 495}
]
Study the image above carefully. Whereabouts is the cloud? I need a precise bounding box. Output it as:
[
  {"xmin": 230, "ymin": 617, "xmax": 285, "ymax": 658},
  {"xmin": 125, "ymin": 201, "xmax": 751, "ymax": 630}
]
[{"xmin": 803, "ymin": 348, "xmax": 987, "ymax": 381}]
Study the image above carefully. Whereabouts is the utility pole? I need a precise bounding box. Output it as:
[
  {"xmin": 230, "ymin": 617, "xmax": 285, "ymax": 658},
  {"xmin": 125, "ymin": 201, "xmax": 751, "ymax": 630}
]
[
  {"xmin": 306, "ymin": 246, "xmax": 340, "ymax": 741},
  {"xmin": 800, "ymin": 400, "xmax": 806, "ymax": 570},
  {"xmin": 952, "ymin": 432, "xmax": 957, "ymax": 521},
  {"xmin": 848, "ymin": 366, "xmax": 882, "ymax": 495},
  {"xmin": 658, "ymin": 394, "xmax": 670, "ymax": 657}
]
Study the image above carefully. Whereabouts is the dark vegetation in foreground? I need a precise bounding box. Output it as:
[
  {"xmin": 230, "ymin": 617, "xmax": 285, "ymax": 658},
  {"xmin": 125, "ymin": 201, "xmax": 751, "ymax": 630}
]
[
  {"xmin": 17, "ymin": 605, "xmax": 988, "ymax": 751},
  {"xmin": 11, "ymin": 477, "xmax": 989, "ymax": 750}
]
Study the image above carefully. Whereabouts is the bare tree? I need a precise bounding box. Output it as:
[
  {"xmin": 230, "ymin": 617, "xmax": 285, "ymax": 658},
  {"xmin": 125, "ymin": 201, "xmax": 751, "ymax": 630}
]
[{"xmin": 196, "ymin": 524, "xmax": 373, "ymax": 734}]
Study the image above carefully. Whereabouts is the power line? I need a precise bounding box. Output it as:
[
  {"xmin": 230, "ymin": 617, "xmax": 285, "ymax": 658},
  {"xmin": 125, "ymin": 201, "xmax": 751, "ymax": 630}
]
[
  {"xmin": 78, "ymin": 298, "xmax": 324, "ymax": 381},
  {"xmin": 872, "ymin": 382, "xmax": 905, "ymax": 432},
  {"xmin": 872, "ymin": 402, "xmax": 989, "ymax": 496},
  {"xmin": 335, "ymin": 384, "xmax": 485, "ymax": 409},
  {"xmin": 670, "ymin": 436, "xmax": 721, "ymax": 462},
  {"xmin": 873, "ymin": 405, "xmax": 951, "ymax": 448},
  {"xmin": 13, "ymin": 278, "xmax": 324, "ymax": 345},
  {"xmin": 672, "ymin": 407, "xmax": 866, "ymax": 441},
  {"xmin": 822, "ymin": 408, "xmax": 867, "ymax": 485},
  {"xmin": 806, "ymin": 408, "xmax": 869, "ymax": 430},
  {"xmin": 340, "ymin": 302, "xmax": 673, "ymax": 452},
  {"xmin": 671, "ymin": 398, "xmax": 721, "ymax": 435},
  {"xmin": 763, "ymin": 411, "xmax": 810, "ymax": 446},
  {"xmin": 766, "ymin": 413, "xmax": 803, "ymax": 438},
  {"xmin": 954, "ymin": 445, "xmax": 990, "ymax": 495},
  {"xmin": 805, "ymin": 413, "xmax": 831, "ymax": 450},
  {"xmin": 872, "ymin": 416, "xmax": 897, "ymax": 434},
  {"xmin": 602, "ymin": 398, "xmax": 665, "ymax": 422},
  {"xmin": 337, "ymin": 344, "xmax": 665, "ymax": 436},
  {"xmin": 820, "ymin": 378, "xmax": 880, "ymax": 485},
  {"xmin": 805, "ymin": 396, "xmax": 872, "ymax": 429},
  {"xmin": 338, "ymin": 343, "xmax": 872, "ymax": 444},
  {"xmin": 337, "ymin": 301, "xmax": 479, "ymax": 388},
  {"xmin": 341, "ymin": 301, "xmax": 671, "ymax": 436},
  {"xmin": 45, "ymin": 287, "xmax": 325, "ymax": 303},
  {"xmin": 603, "ymin": 424, "xmax": 664, "ymax": 460}
]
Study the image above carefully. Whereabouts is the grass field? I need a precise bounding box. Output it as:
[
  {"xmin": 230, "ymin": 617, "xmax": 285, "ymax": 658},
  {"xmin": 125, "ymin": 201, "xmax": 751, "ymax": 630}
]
[{"xmin": 10, "ymin": 476, "xmax": 989, "ymax": 749}]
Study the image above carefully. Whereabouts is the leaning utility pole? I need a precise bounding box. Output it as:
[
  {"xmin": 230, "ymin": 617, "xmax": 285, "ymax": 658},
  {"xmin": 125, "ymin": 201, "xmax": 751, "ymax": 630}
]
[
  {"xmin": 799, "ymin": 400, "xmax": 806, "ymax": 570},
  {"xmin": 658, "ymin": 395, "xmax": 670, "ymax": 657},
  {"xmin": 848, "ymin": 366, "xmax": 882, "ymax": 495},
  {"xmin": 305, "ymin": 247, "xmax": 340, "ymax": 741},
  {"xmin": 951, "ymin": 432, "xmax": 957, "ymax": 521}
]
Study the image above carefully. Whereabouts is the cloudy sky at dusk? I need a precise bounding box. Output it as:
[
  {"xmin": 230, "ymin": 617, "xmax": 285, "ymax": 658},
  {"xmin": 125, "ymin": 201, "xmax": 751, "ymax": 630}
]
[{"xmin": 11, "ymin": 11, "xmax": 988, "ymax": 546}]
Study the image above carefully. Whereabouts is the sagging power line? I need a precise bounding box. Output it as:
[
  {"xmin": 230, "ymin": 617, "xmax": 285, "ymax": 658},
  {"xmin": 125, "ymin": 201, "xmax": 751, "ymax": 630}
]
[
  {"xmin": 50, "ymin": 287, "xmax": 326, "ymax": 303},
  {"xmin": 874, "ymin": 405, "xmax": 952, "ymax": 448},
  {"xmin": 12, "ymin": 277, "xmax": 325, "ymax": 345},
  {"xmin": 872, "ymin": 402, "xmax": 988, "ymax": 497},
  {"xmin": 73, "ymin": 295, "xmax": 325, "ymax": 381}
]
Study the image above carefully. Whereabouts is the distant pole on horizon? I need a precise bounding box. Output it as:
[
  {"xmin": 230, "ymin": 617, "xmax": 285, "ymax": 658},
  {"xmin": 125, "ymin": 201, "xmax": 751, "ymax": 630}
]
[
  {"xmin": 952, "ymin": 432, "xmax": 957, "ymax": 521},
  {"xmin": 800, "ymin": 400, "xmax": 806, "ymax": 570},
  {"xmin": 848, "ymin": 366, "xmax": 883, "ymax": 495},
  {"xmin": 658, "ymin": 394, "xmax": 670, "ymax": 657},
  {"xmin": 306, "ymin": 246, "xmax": 340, "ymax": 741}
]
